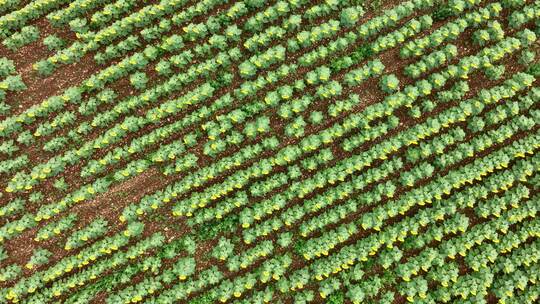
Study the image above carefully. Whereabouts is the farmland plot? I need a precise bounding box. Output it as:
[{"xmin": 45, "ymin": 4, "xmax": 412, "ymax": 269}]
[{"xmin": 0, "ymin": 0, "xmax": 540, "ymax": 303}]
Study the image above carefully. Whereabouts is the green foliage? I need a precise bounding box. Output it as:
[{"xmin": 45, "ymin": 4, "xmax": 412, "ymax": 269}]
[
  {"xmin": 129, "ymin": 72, "xmax": 148, "ymax": 90},
  {"xmin": 1, "ymin": 1, "xmax": 539, "ymax": 303},
  {"xmin": 344, "ymin": 59, "xmax": 385, "ymax": 86},
  {"xmin": 197, "ymin": 215, "xmax": 239, "ymax": 241},
  {"xmin": 243, "ymin": 116, "xmax": 270, "ymax": 138},
  {"xmin": 33, "ymin": 59, "xmax": 56, "ymax": 76},
  {"xmin": 277, "ymin": 232, "xmax": 293, "ymax": 248},
  {"xmin": 379, "ymin": 74, "xmax": 400, "ymax": 93},
  {"xmin": 0, "ymin": 57, "xmax": 15, "ymax": 77},
  {"xmin": 0, "ymin": 139, "xmax": 18, "ymax": 156},
  {"xmin": 520, "ymin": 49, "xmax": 536, "ymax": 65},
  {"xmin": 0, "ymin": 264, "xmax": 21, "ymax": 282},
  {"xmin": 285, "ymin": 116, "xmax": 306, "ymax": 138},
  {"xmin": 43, "ymin": 136, "xmax": 68, "ymax": 152},
  {"xmin": 340, "ymin": 7, "xmax": 363, "ymax": 27},
  {"xmin": 309, "ymin": 111, "xmax": 324, "ymax": 125},
  {"xmin": 0, "ymin": 246, "xmax": 6, "ymax": 262},
  {"xmin": 65, "ymin": 218, "xmax": 109, "ymax": 250},
  {"xmin": 326, "ymin": 291, "xmax": 345, "ymax": 304},
  {"xmin": 211, "ymin": 237, "xmax": 234, "ymax": 260},
  {"xmin": 3, "ymin": 25, "xmax": 39, "ymax": 51},
  {"xmin": 331, "ymin": 44, "xmax": 373, "ymax": 71},
  {"xmin": 468, "ymin": 116, "xmax": 485, "ymax": 132},
  {"xmin": 527, "ymin": 63, "xmax": 540, "ymax": 76},
  {"xmin": 1, "ymin": 75, "xmax": 26, "ymax": 92},
  {"xmin": 28, "ymin": 191, "xmax": 43, "ymax": 204},
  {"xmin": 155, "ymin": 60, "xmax": 172, "ymax": 76},
  {"xmin": 68, "ymin": 17, "xmax": 88, "ymax": 34},
  {"xmin": 16, "ymin": 130, "xmax": 34, "ymax": 146},
  {"xmin": 485, "ymin": 65, "xmax": 505, "ymax": 80},
  {"xmin": 53, "ymin": 177, "xmax": 68, "ymax": 192},
  {"xmin": 25, "ymin": 248, "xmax": 52, "ymax": 269},
  {"xmin": 433, "ymin": 7, "xmax": 454, "ymax": 21},
  {"xmin": 43, "ymin": 34, "xmax": 65, "ymax": 51}
]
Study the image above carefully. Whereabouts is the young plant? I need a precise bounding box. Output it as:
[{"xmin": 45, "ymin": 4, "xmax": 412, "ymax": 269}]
[
  {"xmin": 379, "ymin": 74, "xmax": 400, "ymax": 93},
  {"xmin": 211, "ymin": 237, "xmax": 234, "ymax": 261},
  {"xmin": 25, "ymin": 248, "xmax": 52, "ymax": 269},
  {"xmin": 43, "ymin": 35, "xmax": 65, "ymax": 51},
  {"xmin": 309, "ymin": 111, "xmax": 324, "ymax": 125},
  {"xmin": 129, "ymin": 72, "xmax": 148, "ymax": 90}
]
